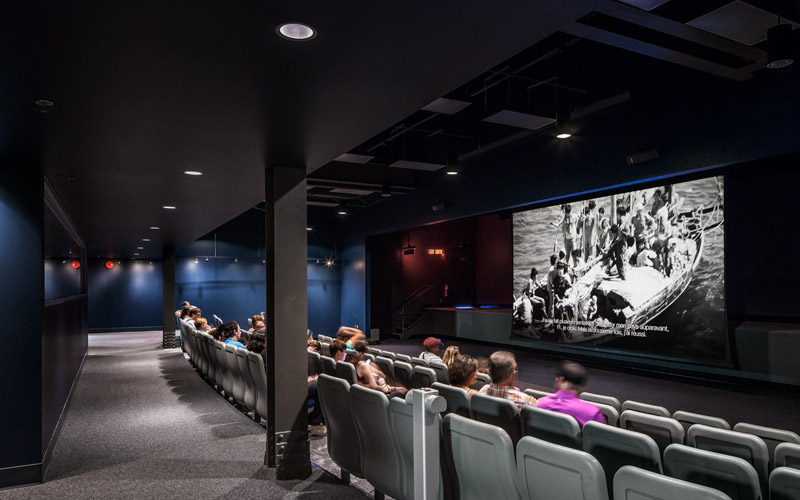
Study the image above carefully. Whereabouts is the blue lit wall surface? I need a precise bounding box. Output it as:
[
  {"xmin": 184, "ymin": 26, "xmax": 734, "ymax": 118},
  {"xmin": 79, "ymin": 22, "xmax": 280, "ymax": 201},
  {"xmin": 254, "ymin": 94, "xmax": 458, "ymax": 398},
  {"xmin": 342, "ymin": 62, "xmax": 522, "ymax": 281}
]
[
  {"xmin": 44, "ymin": 259, "xmax": 81, "ymax": 299},
  {"xmin": 88, "ymin": 259, "xmax": 163, "ymax": 331}
]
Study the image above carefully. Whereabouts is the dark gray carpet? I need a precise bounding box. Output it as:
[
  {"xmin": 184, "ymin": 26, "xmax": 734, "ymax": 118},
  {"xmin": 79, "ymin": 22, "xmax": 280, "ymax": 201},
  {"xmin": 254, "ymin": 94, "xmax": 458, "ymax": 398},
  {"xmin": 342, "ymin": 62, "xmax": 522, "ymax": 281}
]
[
  {"xmin": 0, "ymin": 331, "xmax": 370, "ymax": 499},
  {"xmin": 381, "ymin": 338, "xmax": 800, "ymax": 433}
]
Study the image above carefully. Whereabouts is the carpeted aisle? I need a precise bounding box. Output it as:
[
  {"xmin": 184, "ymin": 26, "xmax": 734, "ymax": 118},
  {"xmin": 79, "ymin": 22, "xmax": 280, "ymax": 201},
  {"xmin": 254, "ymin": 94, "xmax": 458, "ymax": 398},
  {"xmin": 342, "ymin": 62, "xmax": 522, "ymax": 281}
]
[{"xmin": 0, "ymin": 331, "xmax": 366, "ymax": 500}]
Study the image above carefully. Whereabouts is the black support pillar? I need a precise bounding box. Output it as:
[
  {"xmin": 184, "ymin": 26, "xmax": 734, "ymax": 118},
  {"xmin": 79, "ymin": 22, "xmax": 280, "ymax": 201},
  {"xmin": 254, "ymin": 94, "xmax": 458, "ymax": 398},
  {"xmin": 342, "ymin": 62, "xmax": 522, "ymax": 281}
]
[
  {"xmin": 264, "ymin": 166, "xmax": 311, "ymax": 479},
  {"xmin": 162, "ymin": 248, "xmax": 176, "ymax": 348}
]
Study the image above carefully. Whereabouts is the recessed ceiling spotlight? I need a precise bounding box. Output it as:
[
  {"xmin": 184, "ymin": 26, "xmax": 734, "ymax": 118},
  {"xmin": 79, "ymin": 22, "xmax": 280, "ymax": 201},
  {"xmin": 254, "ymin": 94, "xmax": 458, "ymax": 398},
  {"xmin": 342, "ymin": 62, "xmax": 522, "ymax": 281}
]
[
  {"xmin": 137, "ymin": 246, "xmax": 144, "ymax": 249},
  {"xmin": 306, "ymin": 227, "xmax": 312, "ymax": 231},
  {"xmin": 184, "ymin": 170, "xmax": 203, "ymax": 176},
  {"xmin": 34, "ymin": 99, "xmax": 54, "ymax": 113},
  {"xmin": 277, "ymin": 23, "xmax": 316, "ymax": 40},
  {"xmin": 142, "ymin": 238, "xmax": 151, "ymax": 242},
  {"xmin": 149, "ymin": 226, "xmax": 160, "ymax": 230},
  {"xmin": 556, "ymin": 133, "xmax": 572, "ymax": 139},
  {"xmin": 163, "ymin": 205, "xmax": 176, "ymax": 210},
  {"xmin": 134, "ymin": 253, "xmax": 140, "ymax": 256}
]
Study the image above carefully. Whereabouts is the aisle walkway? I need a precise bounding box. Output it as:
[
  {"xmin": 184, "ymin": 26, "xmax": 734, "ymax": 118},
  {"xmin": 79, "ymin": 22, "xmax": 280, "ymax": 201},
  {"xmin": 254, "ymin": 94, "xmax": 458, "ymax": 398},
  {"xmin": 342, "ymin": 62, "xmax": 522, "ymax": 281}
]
[{"xmin": 0, "ymin": 331, "xmax": 365, "ymax": 500}]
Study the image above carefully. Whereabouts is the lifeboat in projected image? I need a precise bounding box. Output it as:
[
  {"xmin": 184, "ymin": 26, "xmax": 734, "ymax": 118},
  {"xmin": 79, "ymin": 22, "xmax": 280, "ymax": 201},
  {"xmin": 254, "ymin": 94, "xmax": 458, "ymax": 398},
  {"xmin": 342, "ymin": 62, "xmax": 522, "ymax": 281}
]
[{"xmin": 512, "ymin": 204, "xmax": 722, "ymax": 344}]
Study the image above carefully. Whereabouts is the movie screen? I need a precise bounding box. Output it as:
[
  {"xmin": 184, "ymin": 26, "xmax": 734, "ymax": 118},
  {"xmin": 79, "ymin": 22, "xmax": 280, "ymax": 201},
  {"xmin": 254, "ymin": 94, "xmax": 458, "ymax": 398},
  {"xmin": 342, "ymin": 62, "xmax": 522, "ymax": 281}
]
[{"xmin": 512, "ymin": 175, "xmax": 727, "ymax": 362}]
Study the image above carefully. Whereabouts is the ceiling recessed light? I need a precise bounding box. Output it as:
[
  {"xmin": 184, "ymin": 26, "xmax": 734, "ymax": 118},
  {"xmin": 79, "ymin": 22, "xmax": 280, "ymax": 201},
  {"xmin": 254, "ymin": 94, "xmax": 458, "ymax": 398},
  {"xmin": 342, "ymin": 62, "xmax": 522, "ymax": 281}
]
[
  {"xmin": 134, "ymin": 253, "xmax": 139, "ymax": 256},
  {"xmin": 556, "ymin": 133, "xmax": 572, "ymax": 139},
  {"xmin": 163, "ymin": 205, "xmax": 176, "ymax": 210},
  {"xmin": 184, "ymin": 170, "xmax": 203, "ymax": 176},
  {"xmin": 277, "ymin": 23, "xmax": 316, "ymax": 40},
  {"xmin": 306, "ymin": 227, "xmax": 313, "ymax": 231},
  {"xmin": 137, "ymin": 246, "xmax": 144, "ymax": 249},
  {"xmin": 150, "ymin": 226, "xmax": 160, "ymax": 230},
  {"xmin": 142, "ymin": 238, "xmax": 151, "ymax": 242}
]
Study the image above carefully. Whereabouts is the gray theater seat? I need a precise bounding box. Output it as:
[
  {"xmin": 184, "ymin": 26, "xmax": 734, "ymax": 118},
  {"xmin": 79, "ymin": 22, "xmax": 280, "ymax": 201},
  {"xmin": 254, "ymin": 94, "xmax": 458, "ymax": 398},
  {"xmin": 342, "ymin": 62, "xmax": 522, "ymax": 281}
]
[
  {"xmin": 214, "ymin": 340, "xmax": 231, "ymax": 396},
  {"xmin": 517, "ymin": 435, "xmax": 608, "ymax": 500},
  {"xmin": 393, "ymin": 361, "xmax": 414, "ymax": 391},
  {"xmin": 380, "ymin": 350, "xmax": 397, "ymax": 361},
  {"xmin": 412, "ymin": 365, "xmax": 437, "ymax": 389},
  {"xmin": 621, "ymin": 400, "xmax": 670, "ymax": 418},
  {"xmin": 664, "ymin": 443, "xmax": 761, "ymax": 500},
  {"xmin": 320, "ymin": 341, "xmax": 330, "ymax": 357},
  {"xmin": 733, "ymin": 422, "xmax": 800, "ymax": 470},
  {"xmin": 246, "ymin": 351, "xmax": 268, "ymax": 422},
  {"xmin": 335, "ymin": 360, "xmax": 358, "ymax": 385},
  {"xmin": 350, "ymin": 385, "xmax": 406, "ymax": 500},
  {"xmin": 388, "ymin": 395, "xmax": 443, "ymax": 500},
  {"xmin": 213, "ymin": 314, "xmax": 223, "ymax": 327},
  {"xmin": 370, "ymin": 347, "xmax": 383, "ymax": 356},
  {"xmin": 224, "ymin": 344, "xmax": 245, "ymax": 404},
  {"xmin": 211, "ymin": 338, "xmax": 226, "ymax": 390},
  {"xmin": 395, "ymin": 353, "xmax": 412, "ymax": 363},
  {"xmin": 687, "ymin": 424, "xmax": 769, "ymax": 497},
  {"xmin": 523, "ymin": 388, "xmax": 554, "ymax": 400},
  {"xmin": 521, "ymin": 406, "xmax": 582, "ymax": 449},
  {"xmin": 593, "ymin": 402, "xmax": 620, "ymax": 427},
  {"xmin": 432, "ymin": 382, "xmax": 471, "ymax": 418},
  {"xmin": 581, "ymin": 392, "xmax": 622, "ymax": 413},
  {"xmin": 411, "ymin": 357, "xmax": 430, "ymax": 368},
  {"xmin": 307, "ymin": 350, "xmax": 321, "ymax": 376},
  {"xmin": 470, "ymin": 392, "xmax": 523, "ymax": 445},
  {"xmin": 317, "ymin": 374, "xmax": 362, "ymax": 482},
  {"xmin": 194, "ymin": 332, "xmax": 207, "ymax": 376},
  {"xmin": 673, "ymin": 410, "xmax": 730, "ymax": 434},
  {"xmin": 582, "ymin": 420, "xmax": 662, "ymax": 498},
  {"xmin": 204, "ymin": 336, "xmax": 218, "ymax": 387},
  {"xmin": 374, "ymin": 356, "xmax": 396, "ymax": 385},
  {"xmin": 471, "ymin": 372, "xmax": 491, "ymax": 391},
  {"xmin": 430, "ymin": 361, "xmax": 449, "ymax": 384},
  {"xmin": 770, "ymin": 466, "xmax": 800, "ymax": 500},
  {"xmin": 619, "ymin": 410, "xmax": 685, "ymax": 455},
  {"xmin": 444, "ymin": 413, "xmax": 521, "ymax": 500},
  {"xmin": 776, "ymin": 442, "xmax": 800, "ymax": 469},
  {"xmin": 614, "ymin": 464, "xmax": 732, "ymax": 500},
  {"xmin": 236, "ymin": 347, "xmax": 255, "ymax": 411},
  {"xmin": 319, "ymin": 355, "xmax": 336, "ymax": 377}
]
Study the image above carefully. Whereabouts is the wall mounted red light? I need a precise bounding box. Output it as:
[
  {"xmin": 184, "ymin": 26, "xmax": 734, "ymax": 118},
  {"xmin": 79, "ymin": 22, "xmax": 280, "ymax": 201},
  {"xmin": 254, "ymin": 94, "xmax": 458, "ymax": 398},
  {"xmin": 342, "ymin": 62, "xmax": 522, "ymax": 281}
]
[
  {"xmin": 71, "ymin": 260, "xmax": 81, "ymax": 269},
  {"xmin": 105, "ymin": 261, "xmax": 115, "ymax": 269}
]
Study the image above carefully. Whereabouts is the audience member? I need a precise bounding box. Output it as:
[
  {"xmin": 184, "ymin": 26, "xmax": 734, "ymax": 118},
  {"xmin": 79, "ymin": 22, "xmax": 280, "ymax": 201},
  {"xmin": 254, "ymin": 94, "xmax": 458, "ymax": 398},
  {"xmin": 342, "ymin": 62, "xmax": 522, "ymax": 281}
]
[
  {"xmin": 219, "ymin": 321, "xmax": 245, "ymax": 348},
  {"xmin": 307, "ymin": 340, "xmax": 320, "ymax": 352},
  {"xmin": 328, "ymin": 339, "xmax": 347, "ymax": 363},
  {"xmin": 536, "ymin": 361, "xmax": 605, "ymax": 428},
  {"xmin": 183, "ymin": 307, "xmax": 202, "ymax": 328},
  {"xmin": 441, "ymin": 345, "xmax": 460, "ymax": 367},
  {"xmin": 246, "ymin": 332, "xmax": 267, "ymax": 366},
  {"xmin": 475, "ymin": 356, "xmax": 490, "ymax": 375},
  {"xmin": 419, "ymin": 337, "xmax": 442, "ymax": 362},
  {"xmin": 176, "ymin": 301, "xmax": 190, "ymax": 318},
  {"xmin": 448, "ymin": 355, "xmax": 479, "ymax": 396},
  {"xmin": 479, "ymin": 351, "xmax": 536, "ymax": 409},
  {"xmin": 194, "ymin": 317, "xmax": 211, "ymax": 334},
  {"xmin": 335, "ymin": 326, "xmax": 365, "ymax": 349},
  {"xmin": 350, "ymin": 352, "xmax": 407, "ymax": 398}
]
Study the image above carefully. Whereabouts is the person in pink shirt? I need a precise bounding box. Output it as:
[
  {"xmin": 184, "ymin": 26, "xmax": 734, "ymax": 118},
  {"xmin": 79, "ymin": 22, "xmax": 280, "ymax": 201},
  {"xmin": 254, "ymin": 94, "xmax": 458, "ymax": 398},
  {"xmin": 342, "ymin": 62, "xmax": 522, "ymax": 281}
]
[{"xmin": 536, "ymin": 361, "xmax": 606, "ymax": 428}]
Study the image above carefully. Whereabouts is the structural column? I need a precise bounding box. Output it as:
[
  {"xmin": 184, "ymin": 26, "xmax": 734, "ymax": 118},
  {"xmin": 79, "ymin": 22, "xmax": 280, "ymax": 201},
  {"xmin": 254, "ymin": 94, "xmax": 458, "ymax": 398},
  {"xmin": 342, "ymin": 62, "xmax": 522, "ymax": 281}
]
[
  {"xmin": 162, "ymin": 248, "xmax": 176, "ymax": 347},
  {"xmin": 264, "ymin": 166, "xmax": 311, "ymax": 479}
]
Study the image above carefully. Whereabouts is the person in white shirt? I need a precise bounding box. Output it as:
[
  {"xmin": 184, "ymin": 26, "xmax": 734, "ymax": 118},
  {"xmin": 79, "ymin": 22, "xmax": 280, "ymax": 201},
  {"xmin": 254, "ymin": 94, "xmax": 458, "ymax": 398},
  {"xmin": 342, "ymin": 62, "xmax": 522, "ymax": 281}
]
[{"xmin": 419, "ymin": 337, "xmax": 442, "ymax": 363}]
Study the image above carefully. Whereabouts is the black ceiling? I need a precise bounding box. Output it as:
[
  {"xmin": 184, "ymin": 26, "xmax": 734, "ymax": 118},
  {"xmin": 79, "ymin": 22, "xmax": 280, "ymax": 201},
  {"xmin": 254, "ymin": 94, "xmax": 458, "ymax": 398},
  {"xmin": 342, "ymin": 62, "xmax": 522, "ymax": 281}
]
[{"xmin": 2, "ymin": 0, "xmax": 798, "ymax": 259}]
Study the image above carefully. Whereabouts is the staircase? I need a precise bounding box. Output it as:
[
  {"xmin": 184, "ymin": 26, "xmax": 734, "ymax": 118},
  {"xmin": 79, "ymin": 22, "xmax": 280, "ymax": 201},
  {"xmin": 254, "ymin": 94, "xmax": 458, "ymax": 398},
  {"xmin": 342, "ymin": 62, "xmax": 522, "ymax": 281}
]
[{"xmin": 392, "ymin": 284, "xmax": 437, "ymax": 340}]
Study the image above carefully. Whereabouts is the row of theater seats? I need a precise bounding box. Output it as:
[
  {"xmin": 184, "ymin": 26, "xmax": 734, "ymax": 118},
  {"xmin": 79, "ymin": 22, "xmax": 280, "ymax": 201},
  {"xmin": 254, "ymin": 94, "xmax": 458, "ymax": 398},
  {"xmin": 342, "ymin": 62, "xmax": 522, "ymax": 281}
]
[
  {"xmin": 179, "ymin": 322, "xmax": 268, "ymax": 423},
  {"xmin": 308, "ymin": 349, "xmax": 491, "ymax": 391},
  {"xmin": 317, "ymin": 372, "xmax": 800, "ymax": 500}
]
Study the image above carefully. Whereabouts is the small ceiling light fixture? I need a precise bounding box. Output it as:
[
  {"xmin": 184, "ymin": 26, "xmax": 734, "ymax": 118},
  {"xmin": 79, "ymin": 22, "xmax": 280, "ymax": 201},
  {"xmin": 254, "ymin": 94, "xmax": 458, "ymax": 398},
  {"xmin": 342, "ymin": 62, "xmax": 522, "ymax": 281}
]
[
  {"xmin": 134, "ymin": 253, "xmax": 140, "ymax": 256},
  {"xmin": 163, "ymin": 205, "xmax": 176, "ymax": 210},
  {"xmin": 194, "ymin": 258, "xmax": 199, "ymax": 264},
  {"xmin": 767, "ymin": 23, "xmax": 794, "ymax": 69},
  {"xmin": 34, "ymin": 99, "xmax": 54, "ymax": 113},
  {"xmin": 142, "ymin": 238, "xmax": 150, "ymax": 242},
  {"xmin": 137, "ymin": 246, "xmax": 144, "ymax": 249},
  {"xmin": 277, "ymin": 23, "xmax": 316, "ymax": 41},
  {"xmin": 205, "ymin": 258, "xmax": 209, "ymax": 262},
  {"xmin": 184, "ymin": 170, "xmax": 203, "ymax": 176},
  {"xmin": 336, "ymin": 203, "xmax": 348, "ymax": 215},
  {"xmin": 150, "ymin": 226, "xmax": 160, "ymax": 230},
  {"xmin": 381, "ymin": 183, "xmax": 392, "ymax": 197},
  {"xmin": 444, "ymin": 153, "xmax": 460, "ymax": 175},
  {"xmin": 306, "ymin": 227, "xmax": 312, "ymax": 231}
]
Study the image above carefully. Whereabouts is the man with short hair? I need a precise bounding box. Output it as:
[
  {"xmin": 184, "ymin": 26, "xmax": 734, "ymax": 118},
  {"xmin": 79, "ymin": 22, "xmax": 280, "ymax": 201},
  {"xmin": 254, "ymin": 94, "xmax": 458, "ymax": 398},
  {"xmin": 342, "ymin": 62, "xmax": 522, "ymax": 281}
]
[
  {"xmin": 183, "ymin": 307, "xmax": 202, "ymax": 327},
  {"xmin": 536, "ymin": 361, "xmax": 605, "ymax": 428},
  {"xmin": 328, "ymin": 339, "xmax": 347, "ymax": 362},
  {"xmin": 479, "ymin": 351, "xmax": 535, "ymax": 409},
  {"xmin": 419, "ymin": 337, "xmax": 442, "ymax": 362}
]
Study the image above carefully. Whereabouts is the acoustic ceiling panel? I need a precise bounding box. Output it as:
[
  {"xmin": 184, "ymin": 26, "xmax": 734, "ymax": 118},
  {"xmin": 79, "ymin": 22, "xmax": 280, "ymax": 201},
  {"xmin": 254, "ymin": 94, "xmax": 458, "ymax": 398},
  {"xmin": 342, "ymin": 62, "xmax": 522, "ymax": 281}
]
[
  {"xmin": 389, "ymin": 160, "xmax": 444, "ymax": 171},
  {"xmin": 422, "ymin": 97, "xmax": 472, "ymax": 115},
  {"xmin": 687, "ymin": 1, "xmax": 798, "ymax": 46},
  {"xmin": 483, "ymin": 110, "xmax": 555, "ymax": 130}
]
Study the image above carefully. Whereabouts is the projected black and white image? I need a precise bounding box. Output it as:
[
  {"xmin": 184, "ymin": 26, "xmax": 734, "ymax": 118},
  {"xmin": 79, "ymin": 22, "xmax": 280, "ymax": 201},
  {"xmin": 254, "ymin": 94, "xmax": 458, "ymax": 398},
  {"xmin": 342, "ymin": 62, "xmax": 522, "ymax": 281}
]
[{"xmin": 512, "ymin": 175, "xmax": 726, "ymax": 361}]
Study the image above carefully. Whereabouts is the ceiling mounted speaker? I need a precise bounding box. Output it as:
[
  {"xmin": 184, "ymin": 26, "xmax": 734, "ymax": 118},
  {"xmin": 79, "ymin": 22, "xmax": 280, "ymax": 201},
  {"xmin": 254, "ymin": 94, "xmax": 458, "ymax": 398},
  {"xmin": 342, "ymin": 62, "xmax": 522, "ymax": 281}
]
[{"xmin": 767, "ymin": 24, "xmax": 794, "ymax": 69}]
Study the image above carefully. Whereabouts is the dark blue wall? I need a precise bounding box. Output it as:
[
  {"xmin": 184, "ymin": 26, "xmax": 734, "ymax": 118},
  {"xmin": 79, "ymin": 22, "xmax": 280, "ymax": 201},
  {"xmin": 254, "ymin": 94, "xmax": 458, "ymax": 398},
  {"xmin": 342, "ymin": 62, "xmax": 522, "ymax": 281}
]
[
  {"xmin": 0, "ymin": 161, "xmax": 43, "ymax": 485},
  {"xmin": 308, "ymin": 245, "xmax": 341, "ymax": 337},
  {"xmin": 88, "ymin": 259, "xmax": 163, "ymax": 331},
  {"xmin": 44, "ymin": 258, "xmax": 81, "ymax": 299}
]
